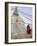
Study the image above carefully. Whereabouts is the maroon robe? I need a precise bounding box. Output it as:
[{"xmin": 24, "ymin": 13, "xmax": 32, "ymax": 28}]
[{"xmin": 27, "ymin": 25, "xmax": 32, "ymax": 34}]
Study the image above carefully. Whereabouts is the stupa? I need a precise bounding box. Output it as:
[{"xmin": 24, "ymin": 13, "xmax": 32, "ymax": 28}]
[
  {"xmin": 11, "ymin": 7, "xmax": 25, "ymax": 39},
  {"xmin": 11, "ymin": 7, "xmax": 19, "ymax": 23}
]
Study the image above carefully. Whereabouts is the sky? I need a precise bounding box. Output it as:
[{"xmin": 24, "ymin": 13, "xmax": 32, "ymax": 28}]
[
  {"xmin": 17, "ymin": 7, "xmax": 32, "ymax": 24},
  {"xmin": 17, "ymin": 7, "xmax": 32, "ymax": 15}
]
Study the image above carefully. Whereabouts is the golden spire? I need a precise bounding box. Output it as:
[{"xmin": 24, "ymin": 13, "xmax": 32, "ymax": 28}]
[{"xmin": 13, "ymin": 7, "xmax": 19, "ymax": 16}]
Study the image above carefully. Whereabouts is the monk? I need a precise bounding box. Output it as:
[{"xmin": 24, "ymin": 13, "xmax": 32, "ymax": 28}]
[{"xmin": 27, "ymin": 24, "xmax": 32, "ymax": 34}]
